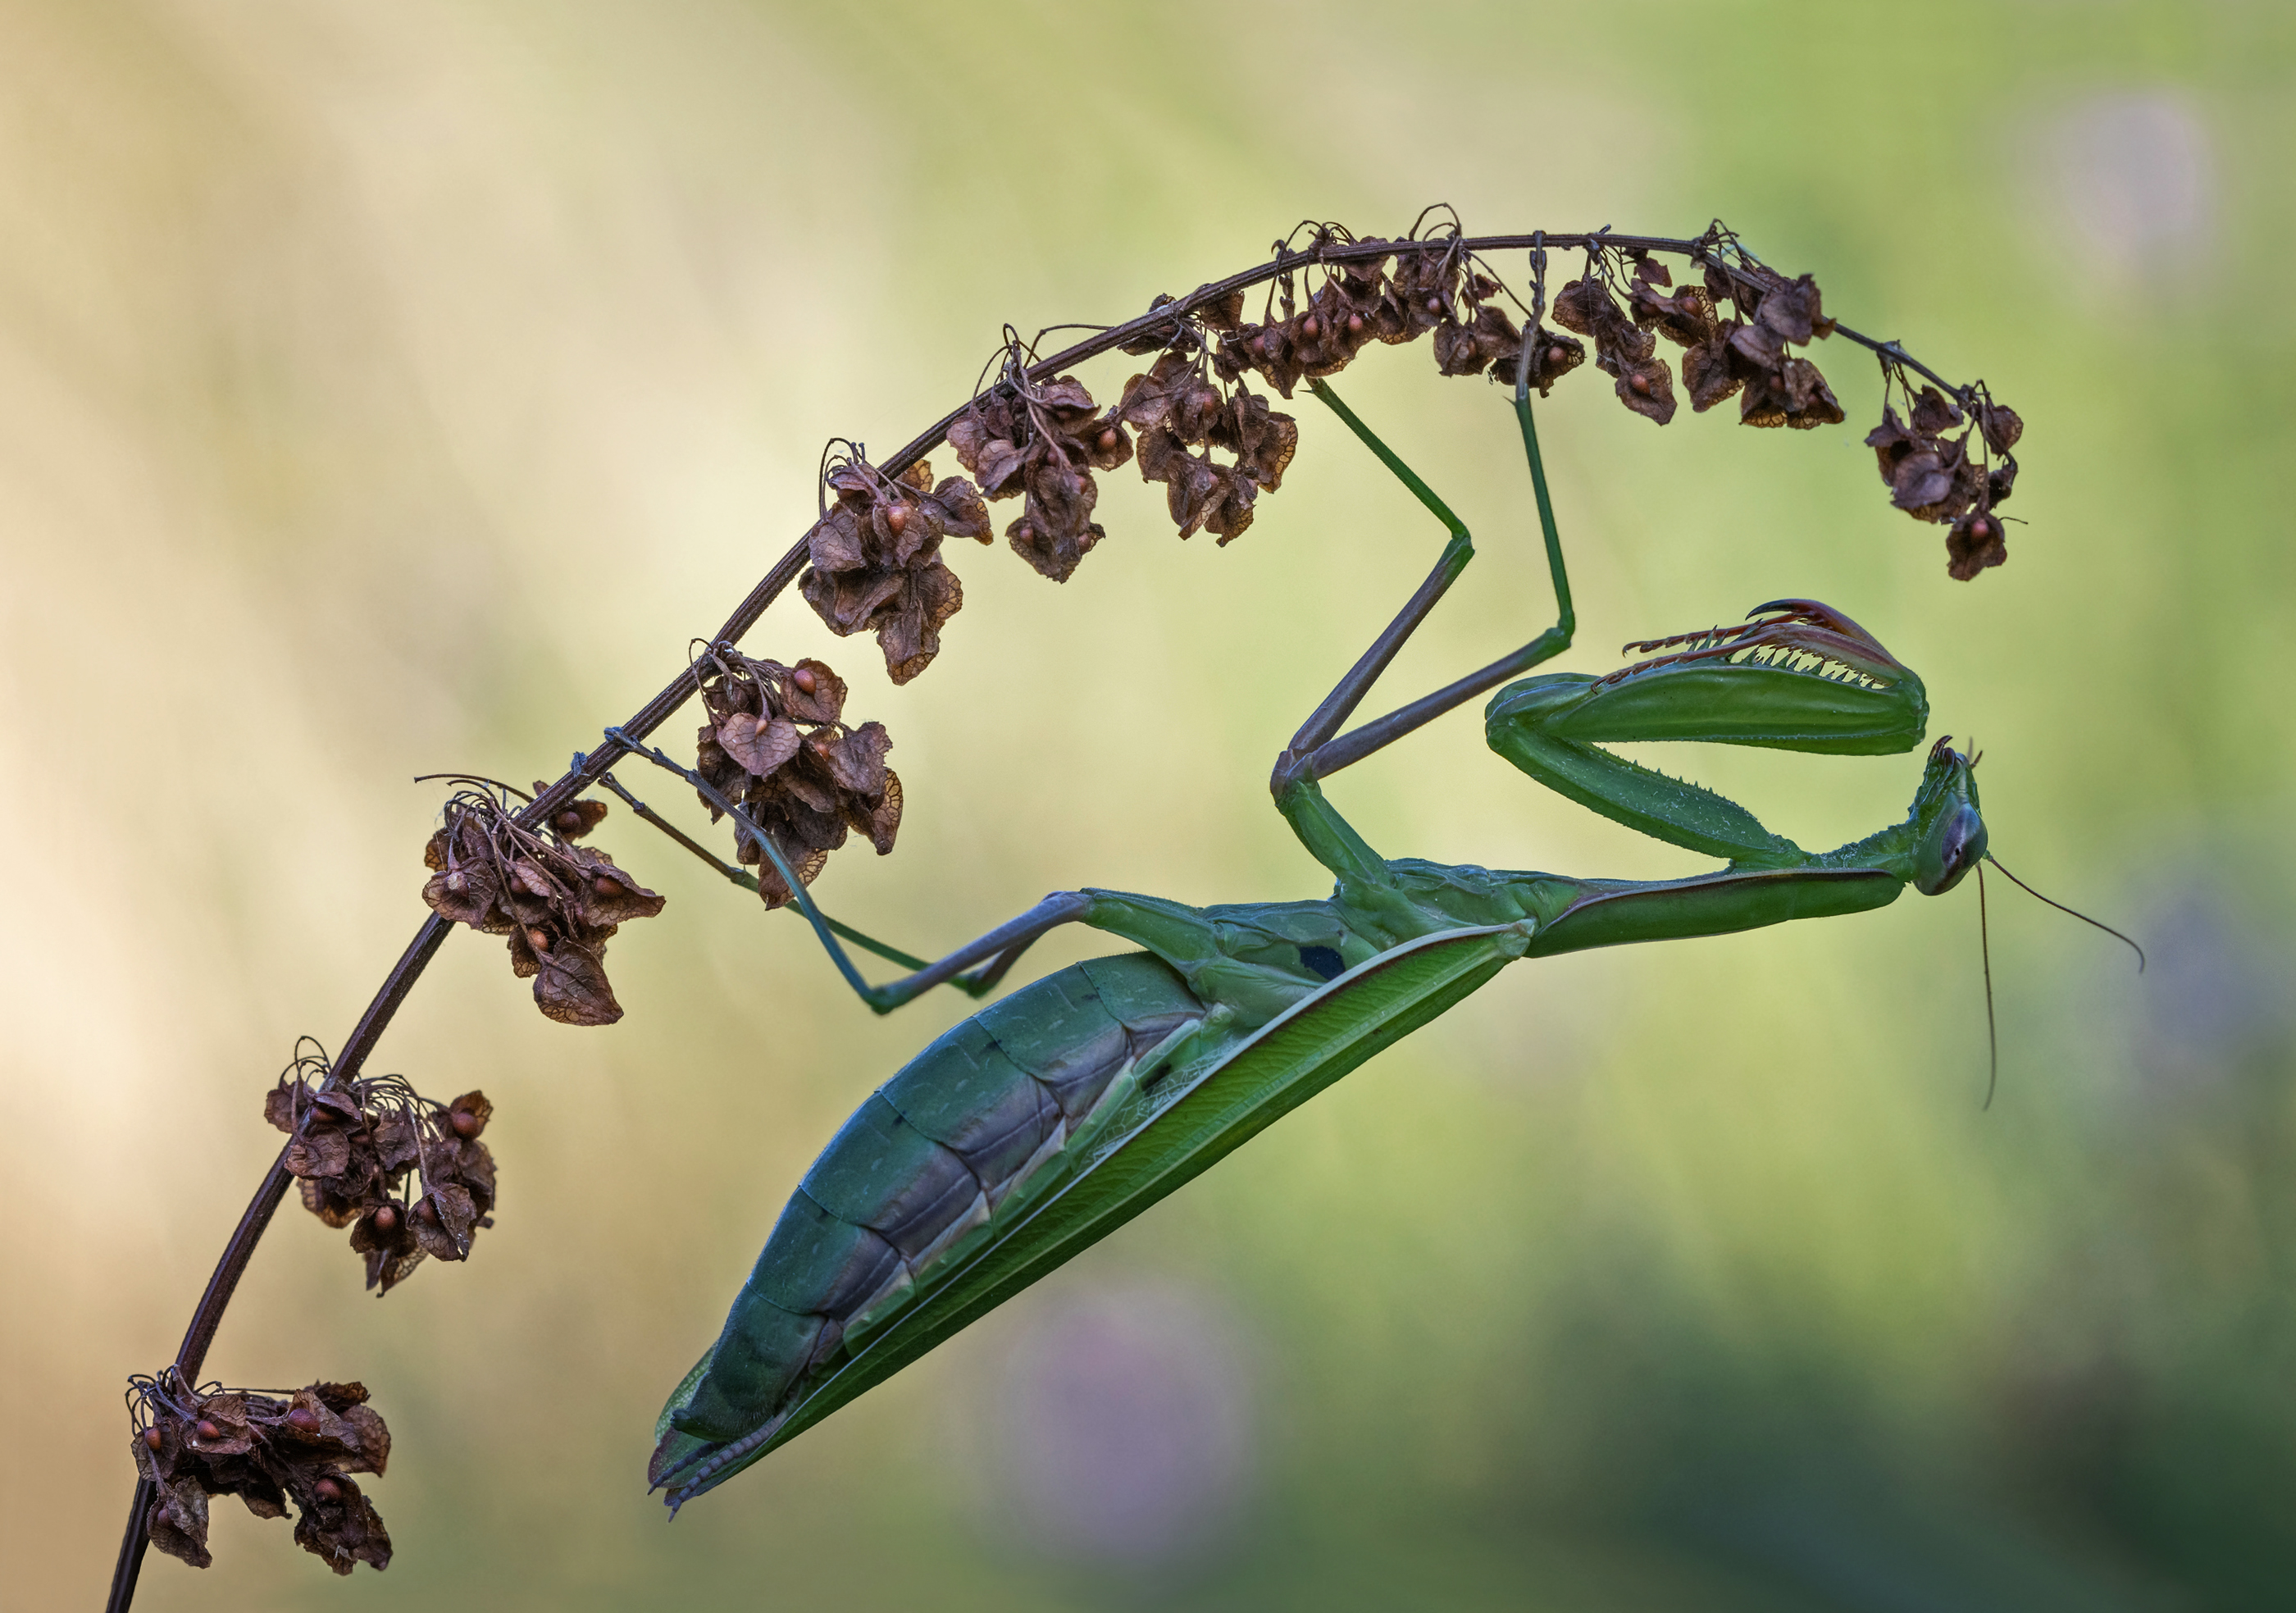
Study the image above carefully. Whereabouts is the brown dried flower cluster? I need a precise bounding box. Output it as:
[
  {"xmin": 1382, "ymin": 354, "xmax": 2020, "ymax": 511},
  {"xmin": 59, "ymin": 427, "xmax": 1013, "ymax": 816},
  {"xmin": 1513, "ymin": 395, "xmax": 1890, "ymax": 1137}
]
[
  {"xmin": 1551, "ymin": 248, "xmax": 1843, "ymax": 432},
  {"xmin": 947, "ymin": 370, "xmax": 1130, "ymax": 582},
  {"xmin": 1554, "ymin": 260, "xmax": 1681, "ymax": 426},
  {"xmin": 790, "ymin": 214, "xmax": 2023, "ymax": 652},
  {"xmin": 131, "ymin": 1373, "xmax": 392, "ymax": 1575},
  {"xmin": 266, "ymin": 1046, "xmax": 497, "ymax": 1295},
  {"xmin": 1866, "ymin": 375, "xmax": 2024, "ymax": 579},
  {"xmin": 801, "ymin": 453, "xmax": 990, "ymax": 681},
  {"xmin": 1678, "ymin": 254, "xmax": 1845, "ymax": 428},
  {"xmin": 1207, "ymin": 228, "xmax": 1541, "ymax": 399},
  {"xmin": 694, "ymin": 645, "xmax": 900, "ymax": 907},
  {"xmin": 1118, "ymin": 351, "xmax": 1296, "ymax": 544},
  {"xmin": 421, "ymin": 785, "xmax": 663, "ymax": 1025}
]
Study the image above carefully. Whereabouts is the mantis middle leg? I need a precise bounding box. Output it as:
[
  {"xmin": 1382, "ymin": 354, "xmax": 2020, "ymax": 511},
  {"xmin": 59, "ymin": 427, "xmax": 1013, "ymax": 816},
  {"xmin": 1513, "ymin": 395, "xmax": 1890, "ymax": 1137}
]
[{"xmin": 607, "ymin": 726, "xmax": 1093, "ymax": 1014}]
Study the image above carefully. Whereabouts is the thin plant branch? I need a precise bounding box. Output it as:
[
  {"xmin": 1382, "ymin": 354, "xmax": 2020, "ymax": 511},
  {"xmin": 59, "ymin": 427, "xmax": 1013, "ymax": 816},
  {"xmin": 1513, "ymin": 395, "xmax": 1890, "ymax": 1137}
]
[{"xmin": 103, "ymin": 224, "xmax": 1990, "ymax": 1611}]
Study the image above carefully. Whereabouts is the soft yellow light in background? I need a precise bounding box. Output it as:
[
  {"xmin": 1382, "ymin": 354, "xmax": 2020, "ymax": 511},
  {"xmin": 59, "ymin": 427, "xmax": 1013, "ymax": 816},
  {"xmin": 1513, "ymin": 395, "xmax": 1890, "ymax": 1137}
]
[{"xmin": 4, "ymin": 2, "xmax": 2291, "ymax": 1609}]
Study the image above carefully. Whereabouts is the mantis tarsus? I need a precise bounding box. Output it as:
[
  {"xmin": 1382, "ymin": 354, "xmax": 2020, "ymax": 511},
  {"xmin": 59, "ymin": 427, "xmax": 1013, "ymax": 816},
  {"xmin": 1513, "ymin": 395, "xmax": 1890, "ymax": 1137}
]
[{"xmin": 627, "ymin": 375, "xmax": 2011, "ymax": 1512}]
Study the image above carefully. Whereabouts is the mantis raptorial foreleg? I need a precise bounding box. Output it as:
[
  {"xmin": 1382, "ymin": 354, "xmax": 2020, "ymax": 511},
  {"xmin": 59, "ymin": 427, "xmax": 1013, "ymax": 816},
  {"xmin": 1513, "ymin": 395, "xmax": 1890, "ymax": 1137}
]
[{"xmin": 1485, "ymin": 600, "xmax": 1932, "ymax": 865}]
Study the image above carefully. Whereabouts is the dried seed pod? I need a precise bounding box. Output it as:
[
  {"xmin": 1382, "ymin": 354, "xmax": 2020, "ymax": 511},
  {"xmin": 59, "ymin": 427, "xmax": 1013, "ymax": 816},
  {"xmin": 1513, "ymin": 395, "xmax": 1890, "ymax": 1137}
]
[
  {"xmin": 945, "ymin": 371, "xmax": 1119, "ymax": 585},
  {"xmin": 128, "ymin": 1373, "xmax": 396, "ymax": 1576},
  {"xmin": 1433, "ymin": 303, "xmax": 1523, "ymax": 378},
  {"xmin": 802, "ymin": 457, "xmax": 982, "ymax": 677},
  {"xmin": 1986, "ymin": 456, "xmax": 2018, "ymax": 508},
  {"xmin": 419, "ymin": 786, "xmax": 659, "ymax": 1024},
  {"xmin": 1910, "ymin": 384, "xmax": 1963, "ymax": 435},
  {"xmin": 1123, "ymin": 348, "xmax": 1300, "ymax": 545},
  {"xmin": 692, "ymin": 647, "xmax": 903, "ymax": 908},
  {"xmin": 1382, "ymin": 248, "xmax": 1459, "ymax": 346},
  {"xmin": 1613, "ymin": 349, "xmax": 1678, "ymax": 424},
  {"xmin": 409, "ymin": 1182, "xmax": 479, "ymax": 1260},
  {"xmin": 535, "ymin": 790, "xmax": 609, "ymax": 841},
  {"xmin": 1008, "ymin": 452, "xmax": 1104, "ymax": 582},
  {"xmin": 1629, "ymin": 267, "xmax": 1717, "ymax": 349},
  {"xmin": 1866, "ymin": 404, "xmax": 1986, "ymax": 524},
  {"xmin": 446, "ymin": 1090, "xmax": 491, "ymax": 1141},
  {"xmin": 1517, "ymin": 326, "xmax": 1586, "ymax": 396},
  {"xmin": 349, "ymin": 1201, "xmax": 425, "ymax": 1293},
  {"xmin": 1555, "ymin": 272, "xmax": 1678, "ymax": 425},
  {"xmin": 1978, "ymin": 398, "xmax": 2024, "ymax": 454},
  {"xmin": 1205, "ymin": 387, "xmax": 1299, "ymax": 494},
  {"xmin": 266, "ymin": 1045, "xmax": 502, "ymax": 1290},
  {"xmin": 1946, "ymin": 508, "xmax": 2008, "ymax": 580}
]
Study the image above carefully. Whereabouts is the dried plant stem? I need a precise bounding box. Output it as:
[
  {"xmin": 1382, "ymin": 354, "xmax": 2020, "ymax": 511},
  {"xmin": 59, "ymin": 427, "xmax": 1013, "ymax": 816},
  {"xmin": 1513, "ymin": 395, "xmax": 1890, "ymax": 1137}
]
[
  {"xmin": 104, "ymin": 227, "xmax": 1960, "ymax": 1611},
  {"xmin": 107, "ymin": 548, "xmax": 813, "ymax": 1609}
]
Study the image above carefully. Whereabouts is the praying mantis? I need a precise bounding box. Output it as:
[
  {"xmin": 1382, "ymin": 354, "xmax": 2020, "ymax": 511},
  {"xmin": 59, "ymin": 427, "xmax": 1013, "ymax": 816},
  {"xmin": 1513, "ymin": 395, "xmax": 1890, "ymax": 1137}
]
[{"xmin": 624, "ymin": 371, "xmax": 2010, "ymax": 1513}]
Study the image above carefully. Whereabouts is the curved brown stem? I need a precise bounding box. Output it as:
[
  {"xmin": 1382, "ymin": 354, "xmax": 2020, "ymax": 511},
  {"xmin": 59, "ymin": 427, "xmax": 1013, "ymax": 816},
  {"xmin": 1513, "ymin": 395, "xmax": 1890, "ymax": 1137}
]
[
  {"xmin": 104, "ymin": 539, "xmax": 813, "ymax": 1608},
  {"xmin": 104, "ymin": 226, "xmax": 1973, "ymax": 1609}
]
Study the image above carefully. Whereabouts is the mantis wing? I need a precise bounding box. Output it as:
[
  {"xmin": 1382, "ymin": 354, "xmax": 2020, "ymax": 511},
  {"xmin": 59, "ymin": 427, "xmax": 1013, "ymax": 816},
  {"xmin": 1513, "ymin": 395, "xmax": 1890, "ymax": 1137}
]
[{"xmin": 654, "ymin": 921, "xmax": 1530, "ymax": 1507}]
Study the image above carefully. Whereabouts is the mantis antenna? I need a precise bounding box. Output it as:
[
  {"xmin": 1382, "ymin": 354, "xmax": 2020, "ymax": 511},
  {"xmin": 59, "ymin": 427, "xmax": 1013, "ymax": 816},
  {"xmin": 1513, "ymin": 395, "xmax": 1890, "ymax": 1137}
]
[
  {"xmin": 1984, "ymin": 854, "xmax": 2148, "ymax": 972},
  {"xmin": 1979, "ymin": 862, "xmax": 1999, "ymax": 1110},
  {"xmin": 1975, "ymin": 853, "xmax": 2146, "ymax": 1110}
]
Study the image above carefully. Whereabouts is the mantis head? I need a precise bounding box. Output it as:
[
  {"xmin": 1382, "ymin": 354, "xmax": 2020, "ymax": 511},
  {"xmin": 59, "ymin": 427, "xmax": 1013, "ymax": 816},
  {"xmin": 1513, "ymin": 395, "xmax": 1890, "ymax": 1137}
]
[{"xmin": 1908, "ymin": 735, "xmax": 1987, "ymax": 895}]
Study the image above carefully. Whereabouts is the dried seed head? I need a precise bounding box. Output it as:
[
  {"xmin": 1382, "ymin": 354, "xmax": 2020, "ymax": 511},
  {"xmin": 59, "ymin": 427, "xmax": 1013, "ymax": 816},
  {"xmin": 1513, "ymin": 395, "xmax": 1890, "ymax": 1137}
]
[
  {"xmin": 129, "ymin": 1374, "xmax": 396, "ymax": 1572},
  {"xmin": 692, "ymin": 649, "xmax": 903, "ymax": 908},
  {"xmin": 1979, "ymin": 399, "xmax": 2024, "ymax": 454},
  {"xmin": 803, "ymin": 455, "xmax": 977, "ymax": 678},
  {"xmin": 420, "ymin": 788, "xmax": 658, "ymax": 1023},
  {"xmin": 1947, "ymin": 506, "xmax": 2009, "ymax": 580},
  {"xmin": 271, "ymin": 1050, "xmax": 502, "ymax": 1290}
]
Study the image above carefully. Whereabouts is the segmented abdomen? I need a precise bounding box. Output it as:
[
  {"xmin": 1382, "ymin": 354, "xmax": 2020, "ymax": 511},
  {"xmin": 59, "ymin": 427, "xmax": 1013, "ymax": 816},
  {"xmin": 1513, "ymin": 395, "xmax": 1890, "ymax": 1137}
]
[{"xmin": 671, "ymin": 952, "xmax": 1201, "ymax": 1442}]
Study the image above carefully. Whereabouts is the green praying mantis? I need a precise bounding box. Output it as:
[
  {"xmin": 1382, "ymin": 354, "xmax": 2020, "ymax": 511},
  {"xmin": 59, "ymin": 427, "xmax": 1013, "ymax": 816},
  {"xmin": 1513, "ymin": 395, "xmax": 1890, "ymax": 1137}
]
[{"xmin": 616, "ymin": 371, "xmax": 2115, "ymax": 1515}]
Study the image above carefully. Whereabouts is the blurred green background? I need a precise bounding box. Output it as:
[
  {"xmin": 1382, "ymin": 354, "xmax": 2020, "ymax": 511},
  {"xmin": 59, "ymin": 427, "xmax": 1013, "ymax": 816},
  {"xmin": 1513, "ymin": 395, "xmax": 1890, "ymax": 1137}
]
[{"xmin": 6, "ymin": 2, "xmax": 2292, "ymax": 1607}]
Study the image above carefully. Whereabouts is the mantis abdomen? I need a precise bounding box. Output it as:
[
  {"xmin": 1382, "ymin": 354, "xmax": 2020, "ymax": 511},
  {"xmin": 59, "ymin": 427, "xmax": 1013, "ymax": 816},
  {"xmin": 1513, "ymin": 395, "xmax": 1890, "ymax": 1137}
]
[{"xmin": 654, "ymin": 953, "xmax": 1202, "ymax": 1469}]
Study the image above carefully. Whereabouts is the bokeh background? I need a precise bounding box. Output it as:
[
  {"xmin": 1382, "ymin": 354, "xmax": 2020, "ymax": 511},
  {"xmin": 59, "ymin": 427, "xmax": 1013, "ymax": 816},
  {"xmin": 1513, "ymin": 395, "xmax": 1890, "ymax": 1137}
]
[{"xmin": 5, "ymin": 2, "xmax": 2292, "ymax": 1607}]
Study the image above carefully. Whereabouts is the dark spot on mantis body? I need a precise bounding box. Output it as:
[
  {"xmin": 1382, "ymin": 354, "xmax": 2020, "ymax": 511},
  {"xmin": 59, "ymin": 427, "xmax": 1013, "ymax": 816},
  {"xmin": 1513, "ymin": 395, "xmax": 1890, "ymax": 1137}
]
[{"xmin": 1298, "ymin": 945, "xmax": 1346, "ymax": 982}]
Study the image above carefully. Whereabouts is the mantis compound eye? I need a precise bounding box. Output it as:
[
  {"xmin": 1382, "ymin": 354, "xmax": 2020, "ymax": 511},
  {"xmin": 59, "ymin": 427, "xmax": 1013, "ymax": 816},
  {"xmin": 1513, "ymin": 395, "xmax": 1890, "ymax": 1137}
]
[{"xmin": 1916, "ymin": 803, "xmax": 1988, "ymax": 896}]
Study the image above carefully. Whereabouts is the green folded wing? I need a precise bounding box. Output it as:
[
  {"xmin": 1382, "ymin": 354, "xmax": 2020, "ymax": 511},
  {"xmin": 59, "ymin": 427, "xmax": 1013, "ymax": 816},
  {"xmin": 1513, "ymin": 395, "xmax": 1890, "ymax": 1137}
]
[{"xmin": 654, "ymin": 922, "xmax": 1528, "ymax": 1508}]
